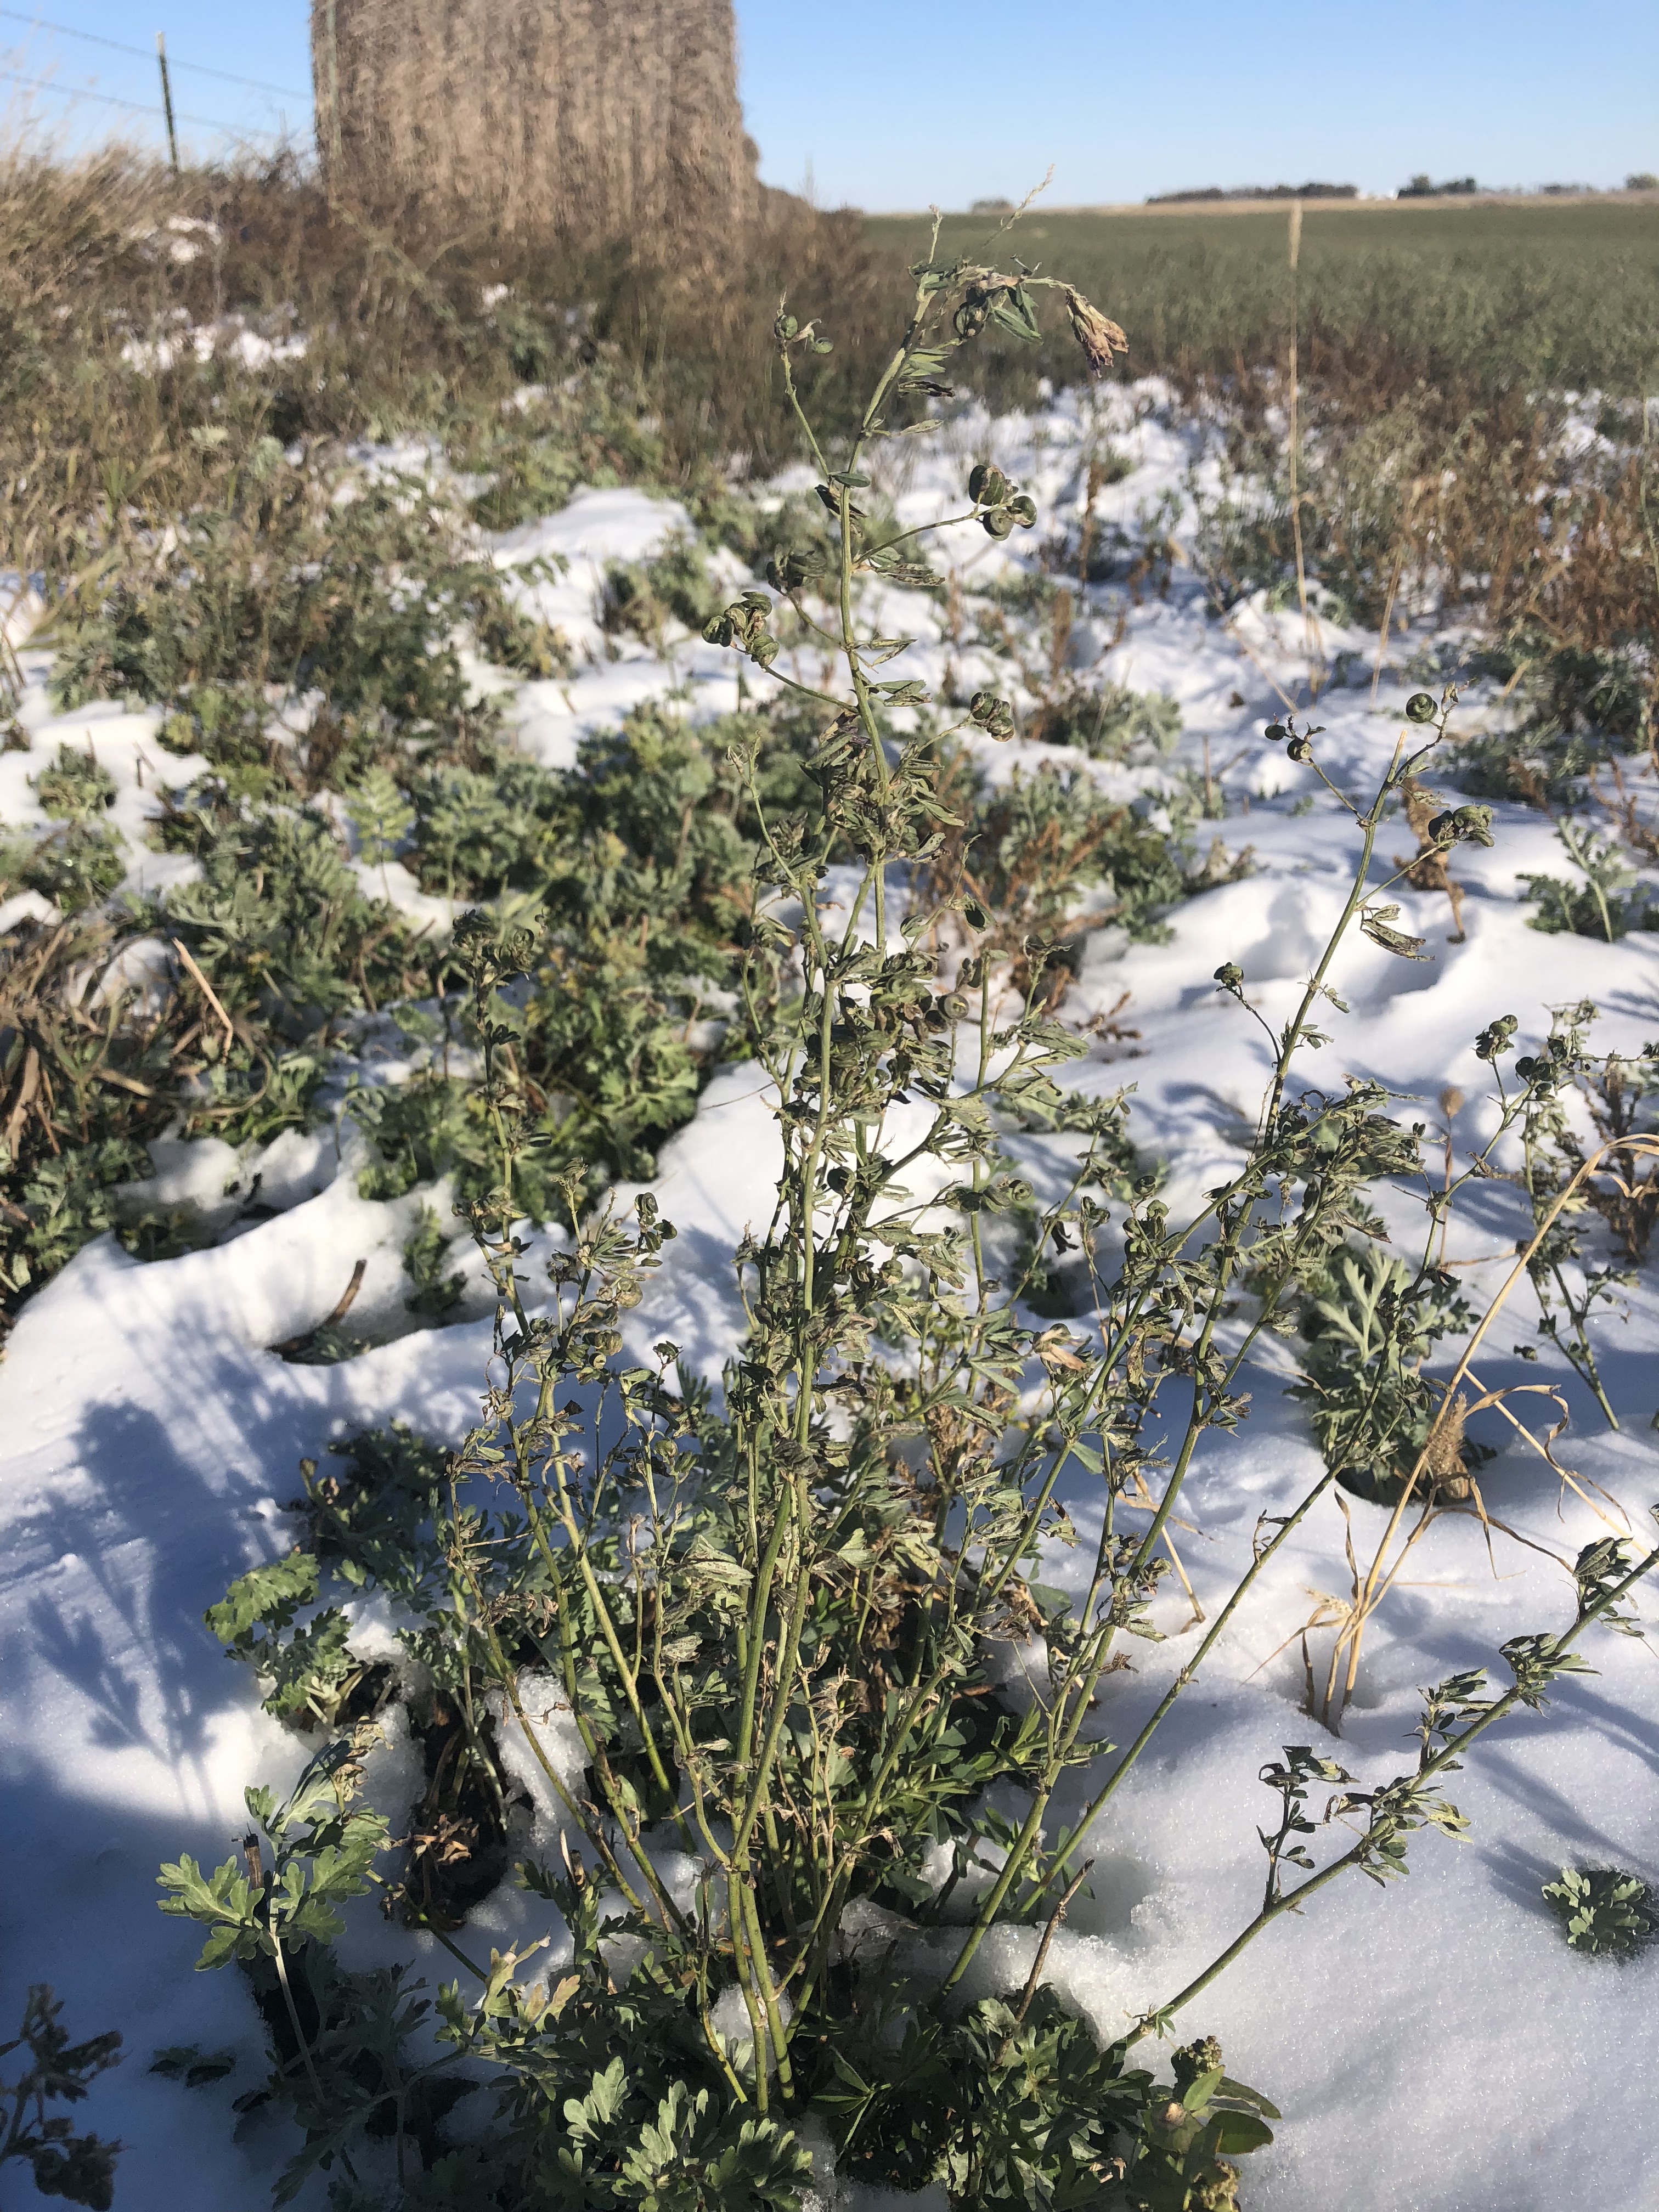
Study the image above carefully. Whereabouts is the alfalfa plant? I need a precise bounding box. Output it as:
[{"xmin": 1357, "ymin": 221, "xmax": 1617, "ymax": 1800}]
[
  {"xmin": 0, "ymin": 1985, "xmax": 122, "ymax": 2210},
  {"xmin": 343, "ymin": 767, "xmax": 417, "ymax": 902},
  {"xmin": 1515, "ymin": 1002, "xmax": 1659, "ymax": 1427},
  {"xmin": 160, "ymin": 213, "xmax": 1659, "ymax": 2210},
  {"xmin": 1299, "ymin": 992, "xmax": 1659, "ymax": 1730},
  {"xmin": 1542, "ymin": 1865, "xmax": 1657, "ymax": 1958},
  {"xmin": 1520, "ymin": 818, "xmax": 1658, "ymax": 942}
]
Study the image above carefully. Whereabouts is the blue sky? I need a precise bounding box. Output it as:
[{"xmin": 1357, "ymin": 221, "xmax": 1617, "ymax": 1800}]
[{"xmin": 3, "ymin": 1, "xmax": 1654, "ymax": 206}]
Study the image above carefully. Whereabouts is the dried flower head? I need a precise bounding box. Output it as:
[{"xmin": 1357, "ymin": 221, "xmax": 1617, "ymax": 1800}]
[{"xmin": 1064, "ymin": 287, "xmax": 1128, "ymax": 378}]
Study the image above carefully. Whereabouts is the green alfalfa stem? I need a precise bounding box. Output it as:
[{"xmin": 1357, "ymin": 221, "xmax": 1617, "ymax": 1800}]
[
  {"xmin": 860, "ymin": 508, "xmax": 978, "ymax": 565},
  {"xmin": 738, "ymin": 1876, "xmax": 798, "ymax": 2102},
  {"xmin": 969, "ymin": 728, "xmax": 1427, "ymax": 1551},
  {"xmin": 731, "ymin": 1470, "xmax": 817, "ymax": 1867},
  {"xmin": 792, "ymin": 882, "xmax": 844, "ymax": 1356},
  {"xmin": 730, "ymin": 1476, "xmax": 800, "ymax": 1816},
  {"xmin": 725, "ymin": 1870, "xmax": 773, "ymax": 2115},
  {"xmin": 1259, "ymin": 725, "xmax": 1418, "ymax": 1143},
  {"xmin": 788, "ymin": 252, "xmax": 963, "ymax": 950},
  {"xmin": 466, "ymin": 1552, "xmax": 686, "ymax": 1936},
  {"xmin": 724, "ymin": 644, "xmax": 902, "ymax": 1938},
  {"xmin": 268, "ymin": 1922, "xmax": 334, "ymax": 2131},
  {"xmin": 487, "ymin": 1344, "xmax": 684, "ymax": 1827},
  {"xmin": 1517, "ymin": 1073, "xmax": 1619, "ymax": 1427},
  {"xmin": 943, "ymin": 746, "xmax": 1429, "ymax": 1989},
  {"xmin": 443, "ymin": 1417, "xmax": 685, "ymax": 1930},
  {"xmin": 725, "ymin": 908, "xmax": 833, "ymax": 1821},
  {"xmin": 1132, "ymin": 1531, "xmax": 1659, "ymax": 2042},
  {"xmin": 1335, "ymin": 1128, "xmax": 1659, "ymax": 1710},
  {"xmin": 1013, "ymin": 1469, "xmax": 1339, "ymax": 1916},
  {"xmin": 1121, "ymin": 723, "xmax": 1431, "ymax": 1593}
]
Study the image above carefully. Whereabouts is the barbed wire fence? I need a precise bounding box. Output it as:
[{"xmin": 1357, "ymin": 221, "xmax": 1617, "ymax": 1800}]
[{"xmin": 0, "ymin": 7, "xmax": 309, "ymax": 157}]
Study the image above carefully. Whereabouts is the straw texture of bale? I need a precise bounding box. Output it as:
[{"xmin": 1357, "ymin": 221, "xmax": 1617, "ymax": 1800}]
[{"xmin": 311, "ymin": 0, "xmax": 756, "ymax": 247}]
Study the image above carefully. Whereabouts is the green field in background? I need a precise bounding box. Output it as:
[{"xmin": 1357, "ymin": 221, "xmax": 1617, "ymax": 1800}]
[
  {"xmin": 862, "ymin": 200, "xmax": 1659, "ymax": 393},
  {"xmin": 867, "ymin": 198, "xmax": 1659, "ymax": 265}
]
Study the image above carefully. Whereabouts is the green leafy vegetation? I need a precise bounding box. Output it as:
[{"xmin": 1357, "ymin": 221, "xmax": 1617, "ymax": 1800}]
[
  {"xmin": 1520, "ymin": 822, "xmax": 1658, "ymax": 941},
  {"xmin": 1516, "ymin": 1006, "xmax": 1659, "ymax": 1424},
  {"xmin": 7, "ymin": 143, "xmax": 1659, "ymax": 2212},
  {"xmin": 31, "ymin": 743, "xmax": 117, "ymax": 820},
  {"xmin": 1290, "ymin": 1245, "xmax": 1477, "ymax": 1502},
  {"xmin": 866, "ymin": 199, "xmax": 1659, "ymax": 404},
  {"xmin": 141, "ymin": 224, "xmax": 1659, "ymax": 2212},
  {"xmin": 0, "ymin": 1986, "xmax": 123, "ymax": 2210},
  {"xmin": 2, "ymin": 819, "xmax": 127, "ymax": 915},
  {"xmin": 50, "ymin": 479, "xmax": 561, "ymax": 782},
  {"xmin": 603, "ymin": 535, "xmax": 726, "ymax": 649},
  {"xmin": 955, "ymin": 755, "xmax": 1228, "ymax": 950},
  {"xmin": 1543, "ymin": 1865, "xmax": 1657, "ymax": 1958},
  {"xmin": 1037, "ymin": 680, "xmax": 1183, "ymax": 760}
]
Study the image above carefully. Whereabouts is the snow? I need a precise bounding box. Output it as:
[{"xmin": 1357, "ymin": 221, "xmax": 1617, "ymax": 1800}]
[
  {"xmin": 487, "ymin": 486, "xmax": 747, "ymax": 768},
  {"xmin": 2, "ymin": 388, "xmax": 1657, "ymax": 2210},
  {"xmin": 0, "ymin": 685, "xmax": 192, "ymax": 908},
  {"xmin": 120, "ymin": 322, "xmax": 309, "ymax": 376}
]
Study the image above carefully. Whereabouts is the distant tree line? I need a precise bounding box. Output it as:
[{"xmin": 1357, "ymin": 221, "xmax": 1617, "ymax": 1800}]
[
  {"xmin": 1133, "ymin": 174, "xmax": 1658, "ymax": 207},
  {"xmin": 964, "ymin": 174, "xmax": 1658, "ymax": 217},
  {"xmin": 1400, "ymin": 173, "xmax": 1658, "ymax": 199},
  {"xmin": 1144, "ymin": 182, "xmax": 1356, "ymax": 204}
]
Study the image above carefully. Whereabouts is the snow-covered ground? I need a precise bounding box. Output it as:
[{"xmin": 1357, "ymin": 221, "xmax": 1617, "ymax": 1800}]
[{"xmin": 3, "ymin": 386, "xmax": 1657, "ymax": 2211}]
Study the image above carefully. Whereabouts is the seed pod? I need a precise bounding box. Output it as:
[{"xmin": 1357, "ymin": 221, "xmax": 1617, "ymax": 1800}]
[
  {"xmin": 1475, "ymin": 1014, "xmax": 1518, "ymax": 1062},
  {"xmin": 1427, "ymin": 803, "xmax": 1492, "ymax": 848},
  {"xmin": 1263, "ymin": 722, "xmax": 1286, "ymax": 743},
  {"xmin": 954, "ymin": 290, "xmax": 992, "ymax": 340},
  {"xmin": 968, "ymin": 462, "xmax": 1011, "ymax": 507},
  {"xmin": 982, "ymin": 507, "xmax": 1016, "ymax": 539},
  {"xmin": 1286, "ymin": 733, "xmax": 1312, "ymax": 762},
  {"xmin": 969, "ymin": 690, "xmax": 1015, "ymax": 739},
  {"xmin": 1361, "ymin": 909, "xmax": 1429, "ymax": 959},
  {"xmin": 1214, "ymin": 962, "xmax": 1244, "ymax": 991},
  {"xmin": 1007, "ymin": 493, "xmax": 1037, "ymax": 527},
  {"xmin": 767, "ymin": 548, "xmax": 824, "ymax": 593},
  {"xmin": 1405, "ymin": 692, "xmax": 1437, "ymax": 724}
]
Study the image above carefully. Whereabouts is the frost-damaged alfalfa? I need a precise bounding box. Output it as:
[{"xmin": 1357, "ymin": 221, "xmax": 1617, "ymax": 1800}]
[{"xmin": 160, "ymin": 213, "xmax": 1659, "ymax": 2211}]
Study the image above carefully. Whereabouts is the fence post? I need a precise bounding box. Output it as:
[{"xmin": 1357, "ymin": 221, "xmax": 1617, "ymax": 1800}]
[
  {"xmin": 322, "ymin": 0, "xmax": 343, "ymax": 195},
  {"xmin": 155, "ymin": 31, "xmax": 179, "ymax": 172}
]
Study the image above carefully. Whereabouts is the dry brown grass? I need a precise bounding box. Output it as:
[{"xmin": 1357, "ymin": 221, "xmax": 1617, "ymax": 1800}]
[
  {"xmin": 3, "ymin": 143, "xmax": 1651, "ymax": 731},
  {"xmin": 0, "ymin": 144, "xmax": 905, "ymax": 589}
]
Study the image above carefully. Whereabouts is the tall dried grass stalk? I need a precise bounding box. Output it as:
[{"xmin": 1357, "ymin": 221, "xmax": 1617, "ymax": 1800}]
[
  {"xmin": 1284, "ymin": 199, "xmax": 1325, "ymax": 698},
  {"xmin": 311, "ymin": 0, "xmax": 757, "ymax": 251}
]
